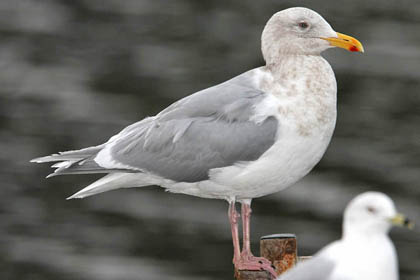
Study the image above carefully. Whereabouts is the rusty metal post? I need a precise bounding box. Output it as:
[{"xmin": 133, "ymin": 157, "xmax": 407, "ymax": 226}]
[
  {"xmin": 234, "ymin": 234, "xmax": 298, "ymax": 280},
  {"xmin": 260, "ymin": 234, "xmax": 297, "ymax": 276}
]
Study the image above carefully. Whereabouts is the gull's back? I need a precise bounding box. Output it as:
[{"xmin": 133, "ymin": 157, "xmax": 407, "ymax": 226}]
[{"xmin": 32, "ymin": 68, "xmax": 279, "ymax": 197}]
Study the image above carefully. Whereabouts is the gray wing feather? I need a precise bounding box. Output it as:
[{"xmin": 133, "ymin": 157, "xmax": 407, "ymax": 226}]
[
  {"xmin": 111, "ymin": 116, "xmax": 277, "ymax": 182},
  {"xmin": 35, "ymin": 69, "xmax": 279, "ymax": 182},
  {"xmin": 108, "ymin": 69, "xmax": 279, "ymax": 182},
  {"xmin": 31, "ymin": 145, "xmax": 104, "ymax": 163},
  {"xmin": 157, "ymin": 70, "xmax": 263, "ymax": 122}
]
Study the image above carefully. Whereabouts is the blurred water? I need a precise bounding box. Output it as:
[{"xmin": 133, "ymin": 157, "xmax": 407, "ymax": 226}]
[{"xmin": 1, "ymin": 0, "xmax": 420, "ymax": 279}]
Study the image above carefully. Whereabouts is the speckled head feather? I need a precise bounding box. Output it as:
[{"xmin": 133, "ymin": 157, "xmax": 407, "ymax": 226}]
[{"xmin": 261, "ymin": 7, "xmax": 337, "ymax": 63}]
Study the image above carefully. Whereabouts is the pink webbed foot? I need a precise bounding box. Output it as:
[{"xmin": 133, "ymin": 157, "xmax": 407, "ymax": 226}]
[
  {"xmin": 241, "ymin": 251, "xmax": 273, "ymax": 267},
  {"xmin": 234, "ymin": 253, "xmax": 277, "ymax": 279}
]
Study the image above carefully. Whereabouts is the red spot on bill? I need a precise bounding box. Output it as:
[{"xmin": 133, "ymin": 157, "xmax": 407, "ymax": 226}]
[{"xmin": 350, "ymin": 46, "xmax": 359, "ymax": 52}]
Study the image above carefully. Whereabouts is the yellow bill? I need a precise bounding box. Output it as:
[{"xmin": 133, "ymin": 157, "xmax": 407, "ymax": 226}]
[
  {"xmin": 321, "ymin": 32, "xmax": 364, "ymax": 53},
  {"xmin": 390, "ymin": 213, "xmax": 414, "ymax": 229}
]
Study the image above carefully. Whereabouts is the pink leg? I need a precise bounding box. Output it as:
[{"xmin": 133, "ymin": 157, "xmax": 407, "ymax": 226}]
[
  {"xmin": 234, "ymin": 201, "xmax": 277, "ymax": 279},
  {"xmin": 241, "ymin": 202, "xmax": 252, "ymax": 255},
  {"xmin": 228, "ymin": 201, "xmax": 241, "ymax": 263}
]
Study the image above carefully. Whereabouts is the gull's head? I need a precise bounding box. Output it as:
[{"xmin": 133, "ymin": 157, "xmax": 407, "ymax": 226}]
[
  {"xmin": 343, "ymin": 192, "xmax": 413, "ymax": 238},
  {"xmin": 261, "ymin": 7, "xmax": 364, "ymax": 63}
]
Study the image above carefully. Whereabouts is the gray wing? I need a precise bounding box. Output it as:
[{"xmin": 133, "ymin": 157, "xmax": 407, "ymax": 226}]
[
  {"xmin": 108, "ymin": 69, "xmax": 278, "ymax": 182},
  {"xmin": 156, "ymin": 69, "xmax": 265, "ymax": 122},
  {"xmin": 278, "ymin": 254, "xmax": 336, "ymax": 280},
  {"xmin": 36, "ymin": 69, "xmax": 278, "ymax": 182}
]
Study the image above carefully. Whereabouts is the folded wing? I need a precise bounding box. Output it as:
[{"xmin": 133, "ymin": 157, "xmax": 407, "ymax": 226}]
[{"xmin": 32, "ymin": 69, "xmax": 279, "ymax": 183}]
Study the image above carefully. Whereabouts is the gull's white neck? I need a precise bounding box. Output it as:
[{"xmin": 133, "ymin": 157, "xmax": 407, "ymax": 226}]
[
  {"xmin": 254, "ymin": 54, "xmax": 337, "ymax": 137},
  {"xmin": 266, "ymin": 54, "xmax": 331, "ymax": 80},
  {"xmin": 343, "ymin": 222, "xmax": 392, "ymax": 241}
]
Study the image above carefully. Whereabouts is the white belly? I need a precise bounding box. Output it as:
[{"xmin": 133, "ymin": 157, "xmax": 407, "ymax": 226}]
[{"xmin": 209, "ymin": 120, "xmax": 335, "ymax": 199}]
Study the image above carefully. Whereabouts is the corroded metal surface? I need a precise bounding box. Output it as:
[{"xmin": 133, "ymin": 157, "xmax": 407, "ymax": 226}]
[
  {"xmin": 260, "ymin": 234, "xmax": 297, "ymax": 275},
  {"xmin": 234, "ymin": 234, "xmax": 298, "ymax": 280}
]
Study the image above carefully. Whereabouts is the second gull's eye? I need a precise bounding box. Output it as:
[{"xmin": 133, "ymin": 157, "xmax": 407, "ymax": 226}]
[{"xmin": 367, "ymin": 206, "xmax": 377, "ymax": 214}]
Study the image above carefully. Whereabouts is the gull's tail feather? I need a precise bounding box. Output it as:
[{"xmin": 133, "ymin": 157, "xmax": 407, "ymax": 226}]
[
  {"xmin": 45, "ymin": 160, "xmax": 114, "ymax": 178},
  {"xmin": 67, "ymin": 173, "xmax": 156, "ymax": 199},
  {"xmin": 30, "ymin": 145, "xmax": 127, "ymax": 178},
  {"xmin": 31, "ymin": 145, "xmax": 156, "ymax": 199},
  {"xmin": 30, "ymin": 145, "xmax": 104, "ymax": 163}
]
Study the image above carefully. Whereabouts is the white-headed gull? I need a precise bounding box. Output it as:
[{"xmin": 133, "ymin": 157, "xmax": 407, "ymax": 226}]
[
  {"xmin": 277, "ymin": 192, "xmax": 413, "ymax": 280},
  {"xmin": 32, "ymin": 7, "xmax": 364, "ymax": 277}
]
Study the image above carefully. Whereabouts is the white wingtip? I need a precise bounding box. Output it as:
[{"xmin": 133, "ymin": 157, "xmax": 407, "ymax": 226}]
[
  {"xmin": 46, "ymin": 173, "xmax": 56, "ymax": 179},
  {"xmin": 66, "ymin": 193, "xmax": 83, "ymax": 200},
  {"xmin": 30, "ymin": 154, "xmax": 61, "ymax": 163},
  {"xmin": 65, "ymin": 173, "xmax": 151, "ymax": 201},
  {"xmin": 51, "ymin": 161, "xmax": 73, "ymax": 168}
]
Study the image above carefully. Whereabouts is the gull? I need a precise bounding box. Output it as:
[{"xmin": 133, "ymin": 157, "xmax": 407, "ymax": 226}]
[
  {"xmin": 31, "ymin": 7, "xmax": 363, "ymax": 277},
  {"xmin": 277, "ymin": 192, "xmax": 413, "ymax": 280}
]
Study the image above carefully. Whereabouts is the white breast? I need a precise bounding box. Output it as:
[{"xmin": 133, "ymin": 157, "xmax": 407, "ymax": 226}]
[
  {"xmin": 327, "ymin": 236, "xmax": 398, "ymax": 280},
  {"xmin": 209, "ymin": 55, "xmax": 337, "ymax": 199}
]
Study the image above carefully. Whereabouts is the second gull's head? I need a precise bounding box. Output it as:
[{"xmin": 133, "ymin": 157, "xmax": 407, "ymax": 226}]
[{"xmin": 343, "ymin": 192, "xmax": 413, "ymax": 238}]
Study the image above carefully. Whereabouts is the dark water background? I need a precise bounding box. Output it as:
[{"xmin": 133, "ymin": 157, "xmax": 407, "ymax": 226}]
[{"xmin": 1, "ymin": 0, "xmax": 420, "ymax": 279}]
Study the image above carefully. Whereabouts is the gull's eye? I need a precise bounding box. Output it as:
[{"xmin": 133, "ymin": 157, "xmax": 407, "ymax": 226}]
[
  {"xmin": 298, "ymin": 21, "xmax": 309, "ymax": 29},
  {"xmin": 367, "ymin": 206, "xmax": 377, "ymax": 214}
]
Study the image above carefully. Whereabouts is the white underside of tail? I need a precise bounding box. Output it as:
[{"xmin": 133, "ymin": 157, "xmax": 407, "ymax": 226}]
[{"xmin": 67, "ymin": 173, "xmax": 163, "ymax": 199}]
